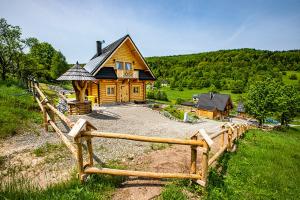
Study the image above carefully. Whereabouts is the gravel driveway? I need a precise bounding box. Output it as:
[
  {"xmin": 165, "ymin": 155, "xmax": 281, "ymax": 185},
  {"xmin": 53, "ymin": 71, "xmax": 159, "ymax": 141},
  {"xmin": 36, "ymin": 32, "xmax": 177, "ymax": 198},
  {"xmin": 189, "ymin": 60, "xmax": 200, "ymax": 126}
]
[{"xmin": 70, "ymin": 104, "xmax": 223, "ymax": 162}]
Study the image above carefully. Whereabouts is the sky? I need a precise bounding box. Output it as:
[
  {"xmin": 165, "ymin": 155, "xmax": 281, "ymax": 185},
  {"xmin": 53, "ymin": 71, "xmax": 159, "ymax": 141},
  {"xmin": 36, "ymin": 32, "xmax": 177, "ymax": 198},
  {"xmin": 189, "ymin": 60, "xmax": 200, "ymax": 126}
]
[{"xmin": 1, "ymin": 0, "xmax": 300, "ymax": 63}]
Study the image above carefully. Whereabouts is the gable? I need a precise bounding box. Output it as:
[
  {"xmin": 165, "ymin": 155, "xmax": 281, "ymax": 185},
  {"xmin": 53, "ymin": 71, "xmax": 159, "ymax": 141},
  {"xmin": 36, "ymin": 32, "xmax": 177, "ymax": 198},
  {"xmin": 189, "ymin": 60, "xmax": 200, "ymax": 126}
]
[{"xmin": 103, "ymin": 38, "xmax": 147, "ymax": 70}]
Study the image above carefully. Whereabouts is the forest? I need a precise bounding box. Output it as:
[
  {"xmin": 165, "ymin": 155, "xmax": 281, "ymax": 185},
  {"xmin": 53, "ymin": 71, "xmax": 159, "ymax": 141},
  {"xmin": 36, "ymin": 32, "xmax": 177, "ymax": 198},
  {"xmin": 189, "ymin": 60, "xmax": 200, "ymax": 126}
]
[
  {"xmin": 146, "ymin": 49, "xmax": 300, "ymax": 93},
  {"xmin": 0, "ymin": 18, "xmax": 68, "ymax": 82}
]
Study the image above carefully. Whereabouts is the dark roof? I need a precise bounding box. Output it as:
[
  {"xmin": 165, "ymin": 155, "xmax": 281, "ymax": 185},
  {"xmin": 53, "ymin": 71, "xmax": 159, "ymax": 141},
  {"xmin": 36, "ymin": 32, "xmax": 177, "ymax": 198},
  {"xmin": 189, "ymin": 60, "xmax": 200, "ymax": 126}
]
[
  {"xmin": 57, "ymin": 62, "xmax": 96, "ymax": 81},
  {"xmin": 195, "ymin": 93, "xmax": 233, "ymax": 111},
  {"xmin": 237, "ymin": 102, "xmax": 245, "ymax": 112},
  {"xmin": 139, "ymin": 70, "xmax": 156, "ymax": 80},
  {"xmin": 84, "ymin": 35, "xmax": 128, "ymax": 74},
  {"xmin": 94, "ymin": 67, "xmax": 117, "ymax": 80},
  {"xmin": 84, "ymin": 35, "xmax": 156, "ymax": 81}
]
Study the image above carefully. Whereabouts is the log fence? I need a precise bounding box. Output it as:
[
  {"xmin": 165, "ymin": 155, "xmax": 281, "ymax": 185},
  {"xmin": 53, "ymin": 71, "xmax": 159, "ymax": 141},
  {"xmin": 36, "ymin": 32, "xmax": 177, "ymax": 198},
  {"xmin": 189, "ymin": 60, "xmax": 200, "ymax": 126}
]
[{"xmin": 27, "ymin": 78, "xmax": 250, "ymax": 187}]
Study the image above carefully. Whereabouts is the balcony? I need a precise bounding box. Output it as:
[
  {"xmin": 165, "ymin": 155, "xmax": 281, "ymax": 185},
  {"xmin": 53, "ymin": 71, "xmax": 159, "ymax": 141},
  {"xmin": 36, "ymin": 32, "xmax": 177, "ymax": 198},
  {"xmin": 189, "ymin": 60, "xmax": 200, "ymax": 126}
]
[{"xmin": 117, "ymin": 70, "xmax": 139, "ymax": 79}]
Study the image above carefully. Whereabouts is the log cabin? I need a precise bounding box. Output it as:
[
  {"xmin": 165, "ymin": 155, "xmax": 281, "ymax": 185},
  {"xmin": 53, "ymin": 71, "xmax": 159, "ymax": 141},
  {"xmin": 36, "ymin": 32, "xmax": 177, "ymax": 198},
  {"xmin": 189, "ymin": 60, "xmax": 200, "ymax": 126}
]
[
  {"xmin": 84, "ymin": 35, "xmax": 156, "ymax": 105},
  {"xmin": 195, "ymin": 93, "xmax": 233, "ymax": 120}
]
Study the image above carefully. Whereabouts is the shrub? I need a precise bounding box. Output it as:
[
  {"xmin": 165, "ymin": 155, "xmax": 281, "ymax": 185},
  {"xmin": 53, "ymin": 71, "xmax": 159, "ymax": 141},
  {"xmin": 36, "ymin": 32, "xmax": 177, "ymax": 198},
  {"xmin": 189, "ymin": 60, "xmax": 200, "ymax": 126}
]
[
  {"xmin": 164, "ymin": 105, "xmax": 184, "ymax": 120},
  {"xmin": 289, "ymin": 74, "xmax": 297, "ymax": 80},
  {"xmin": 178, "ymin": 85, "xmax": 184, "ymax": 91},
  {"xmin": 175, "ymin": 98, "xmax": 184, "ymax": 105}
]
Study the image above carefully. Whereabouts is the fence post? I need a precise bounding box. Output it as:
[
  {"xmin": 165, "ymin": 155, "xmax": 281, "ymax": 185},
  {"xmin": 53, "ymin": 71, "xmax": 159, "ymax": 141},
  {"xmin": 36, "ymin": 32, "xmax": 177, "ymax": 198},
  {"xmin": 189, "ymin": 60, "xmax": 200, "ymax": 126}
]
[
  {"xmin": 41, "ymin": 97, "xmax": 49, "ymax": 132},
  {"xmin": 227, "ymin": 127, "xmax": 233, "ymax": 151},
  {"xmin": 86, "ymin": 126, "xmax": 94, "ymax": 167},
  {"xmin": 75, "ymin": 136, "xmax": 85, "ymax": 183},
  {"xmin": 190, "ymin": 135, "xmax": 197, "ymax": 175},
  {"xmin": 198, "ymin": 129, "xmax": 213, "ymax": 187},
  {"xmin": 220, "ymin": 125, "xmax": 225, "ymax": 147}
]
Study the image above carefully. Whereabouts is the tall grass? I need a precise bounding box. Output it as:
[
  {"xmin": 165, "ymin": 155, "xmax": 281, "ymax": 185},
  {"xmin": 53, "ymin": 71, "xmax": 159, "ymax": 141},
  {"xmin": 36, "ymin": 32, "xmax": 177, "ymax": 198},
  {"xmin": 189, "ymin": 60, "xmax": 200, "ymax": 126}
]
[
  {"xmin": 205, "ymin": 127, "xmax": 300, "ymax": 199},
  {"xmin": 0, "ymin": 173, "xmax": 125, "ymax": 200},
  {"xmin": 0, "ymin": 81, "xmax": 42, "ymax": 137}
]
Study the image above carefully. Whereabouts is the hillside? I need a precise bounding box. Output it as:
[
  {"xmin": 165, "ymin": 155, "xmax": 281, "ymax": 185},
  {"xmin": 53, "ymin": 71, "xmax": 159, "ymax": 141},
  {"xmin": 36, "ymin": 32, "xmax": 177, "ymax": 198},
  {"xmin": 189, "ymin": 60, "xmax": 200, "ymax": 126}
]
[{"xmin": 146, "ymin": 49, "xmax": 300, "ymax": 93}]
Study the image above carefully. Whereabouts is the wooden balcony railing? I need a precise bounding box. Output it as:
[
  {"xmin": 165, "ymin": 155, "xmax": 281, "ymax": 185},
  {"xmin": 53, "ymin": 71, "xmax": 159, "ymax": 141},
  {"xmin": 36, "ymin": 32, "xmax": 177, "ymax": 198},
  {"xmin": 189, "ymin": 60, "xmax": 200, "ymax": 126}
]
[{"xmin": 117, "ymin": 70, "xmax": 139, "ymax": 79}]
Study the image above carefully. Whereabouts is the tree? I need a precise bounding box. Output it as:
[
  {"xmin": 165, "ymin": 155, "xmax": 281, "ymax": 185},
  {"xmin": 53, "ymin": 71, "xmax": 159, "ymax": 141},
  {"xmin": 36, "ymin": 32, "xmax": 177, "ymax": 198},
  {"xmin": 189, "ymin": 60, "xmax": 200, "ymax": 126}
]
[
  {"xmin": 209, "ymin": 84, "xmax": 219, "ymax": 93},
  {"xmin": 231, "ymin": 80, "xmax": 245, "ymax": 94},
  {"xmin": 276, "ymin": 85, "xmax": 300, "ymax": 126},
  {"xmin": 29, "ymin": 42, "xmax": 56, "ymax": 81},
  {"xmin": 50, "ymin": 51, "xmax": 68, "ymax": 79},
  {"xmin": 0, "ymin": 18, "xmax": 22, "ymax": 80},
  {"xmin": 245, "ymin": 79, "xmax": 280, "ymax": 126}
]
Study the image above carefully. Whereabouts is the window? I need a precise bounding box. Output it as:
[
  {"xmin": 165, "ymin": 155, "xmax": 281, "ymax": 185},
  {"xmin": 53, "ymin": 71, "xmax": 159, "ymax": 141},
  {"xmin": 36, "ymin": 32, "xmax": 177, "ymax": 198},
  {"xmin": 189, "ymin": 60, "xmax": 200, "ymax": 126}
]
[
  {"xmin": 106, "ymin": 86, "xmax": 115, "ymax": 95},
  {"xmin": 116, "ymin": 61, "xmax": 123, "ymax": 70},
  {"xmin": 125, "ymin": 62, "xmax": 132, "ymax": 70},
  {"xmin": 133, "ymin": 86, "xmax": 140, "ymax": 94}
]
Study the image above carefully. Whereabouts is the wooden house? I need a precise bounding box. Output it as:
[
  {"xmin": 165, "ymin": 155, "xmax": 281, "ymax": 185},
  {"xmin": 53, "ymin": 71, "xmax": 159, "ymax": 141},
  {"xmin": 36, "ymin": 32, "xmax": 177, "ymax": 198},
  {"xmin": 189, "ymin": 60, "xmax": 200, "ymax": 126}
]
[
  {"xmin": 83, "ymin": 35, "xmax": 155, "ymax": 105},
  {"xmin": 195, "ymin": 93, "xmax": 233, "ymax": 120}
]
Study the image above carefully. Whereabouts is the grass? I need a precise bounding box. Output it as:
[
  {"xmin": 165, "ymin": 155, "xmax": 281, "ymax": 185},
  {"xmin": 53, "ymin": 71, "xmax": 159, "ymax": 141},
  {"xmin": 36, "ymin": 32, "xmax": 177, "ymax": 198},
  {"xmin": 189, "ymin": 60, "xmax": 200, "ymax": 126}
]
[
  {"xmin": 160, "ymin": 86, "xmax": 242, "ymax": 104},
  {"xmin": 0, "ymin": 162, "xmax": 126, "ymax": 200},
  {"xmin": 282, "ymin": 71, "xmax": 300, "ymax": 85},
  {"xmin": 160, "ymin": 127, "xmax": 300, "ymax": 199},
  {"xmin": 0, "ymin": 81, "xmax": 42, "ymax": 138},
  {"xmin": 33, "ymin": 142, "xmax": 66, "ymax": 157}
]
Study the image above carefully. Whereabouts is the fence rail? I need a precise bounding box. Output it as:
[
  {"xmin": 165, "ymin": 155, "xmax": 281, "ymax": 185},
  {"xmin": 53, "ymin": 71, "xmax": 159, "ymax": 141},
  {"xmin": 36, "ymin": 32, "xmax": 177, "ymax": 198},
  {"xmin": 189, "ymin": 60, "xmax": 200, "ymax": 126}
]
[{"xmin": 27, "ymin": 78, "xmax": 250, "ymax": 187}]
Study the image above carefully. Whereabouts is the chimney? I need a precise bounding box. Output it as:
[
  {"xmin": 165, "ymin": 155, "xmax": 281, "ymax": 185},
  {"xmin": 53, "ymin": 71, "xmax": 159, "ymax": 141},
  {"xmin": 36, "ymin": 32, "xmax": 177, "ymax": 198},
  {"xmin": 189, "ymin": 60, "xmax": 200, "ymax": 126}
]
[
  {"xmin": 210, "ymin": 92, "xmax": 213, "ymax": 99},
  {"xmin": 96, "ymin": 41, "xmax": 102, "ymax": 56}
]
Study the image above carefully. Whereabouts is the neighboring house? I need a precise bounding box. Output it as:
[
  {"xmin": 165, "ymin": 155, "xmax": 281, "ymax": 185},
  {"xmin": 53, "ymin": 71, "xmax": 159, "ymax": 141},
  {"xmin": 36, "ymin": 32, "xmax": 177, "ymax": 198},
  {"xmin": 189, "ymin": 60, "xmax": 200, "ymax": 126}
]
[
  {"xmin": 84, "ymin": 35, "xmax": 156, "ymax": 105},
  {"xmin": 195, "ymin": 93, "xmax": 233, "ymax": 120}
]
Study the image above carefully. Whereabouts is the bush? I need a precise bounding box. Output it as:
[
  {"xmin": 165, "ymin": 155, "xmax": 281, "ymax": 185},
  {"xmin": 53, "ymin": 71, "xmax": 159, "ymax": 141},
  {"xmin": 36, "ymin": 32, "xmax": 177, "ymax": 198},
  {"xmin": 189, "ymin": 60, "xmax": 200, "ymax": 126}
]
[
  {"xmin": 282, "ymin": 71, "xmax": 287, "ymax": 75},
  {"xmin": 164, "ymin": 105, "xmax": 184, "ymax": 120},
  {"xmin": 175, "ymin": 98, "xmax": 184, "ymax": 105},
  {"xmin": 178, "ymin": 85, "xmax": 184, "ymax": 91},
  {"xmin": 147, "ymin": 89, "xmax": 168, "ymax": 101},
  {"xmin": 289, "ymin": 74, "xmax": 298, "ymax": 80}
]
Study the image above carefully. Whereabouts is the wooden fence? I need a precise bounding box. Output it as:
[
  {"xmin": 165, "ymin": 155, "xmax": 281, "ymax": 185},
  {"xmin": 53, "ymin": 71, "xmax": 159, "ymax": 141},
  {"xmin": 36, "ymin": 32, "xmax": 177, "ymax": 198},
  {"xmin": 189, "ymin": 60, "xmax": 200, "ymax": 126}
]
[{"xmin": 28, "ymin": 78, "xmax": 250, "ymax": 187}]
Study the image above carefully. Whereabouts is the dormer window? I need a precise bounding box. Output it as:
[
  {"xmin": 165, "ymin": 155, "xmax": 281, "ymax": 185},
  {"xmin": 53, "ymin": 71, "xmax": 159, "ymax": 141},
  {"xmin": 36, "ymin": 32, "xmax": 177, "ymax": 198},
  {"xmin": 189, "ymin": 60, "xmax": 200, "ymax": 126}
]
[
  {"xmin": 116, "ymin": 61, "xmax": 123, "ymax": 70},
  {"xmin": 125, "ymin": 62, "xmax": 132, "ymax": 70}
]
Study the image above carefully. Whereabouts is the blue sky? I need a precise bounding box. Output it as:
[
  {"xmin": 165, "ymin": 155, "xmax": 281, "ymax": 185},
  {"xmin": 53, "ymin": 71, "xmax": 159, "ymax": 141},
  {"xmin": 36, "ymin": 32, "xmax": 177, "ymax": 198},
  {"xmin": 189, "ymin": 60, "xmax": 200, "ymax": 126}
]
[{"xmin": 1, "ymin": 0, "xmax": 300, "ymax": 63}]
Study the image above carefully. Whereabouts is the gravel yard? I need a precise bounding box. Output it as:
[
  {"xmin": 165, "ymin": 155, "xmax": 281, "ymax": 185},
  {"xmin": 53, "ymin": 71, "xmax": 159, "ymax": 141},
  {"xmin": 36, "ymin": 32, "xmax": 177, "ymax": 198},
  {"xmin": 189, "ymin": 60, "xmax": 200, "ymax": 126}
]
[
  {"xmin": 69, "ymin": 104, "xmax": 223, "ymax": 162},
  {"xmin": 0, "ymin": 103, "xmax": 223, "ymax": 187}
]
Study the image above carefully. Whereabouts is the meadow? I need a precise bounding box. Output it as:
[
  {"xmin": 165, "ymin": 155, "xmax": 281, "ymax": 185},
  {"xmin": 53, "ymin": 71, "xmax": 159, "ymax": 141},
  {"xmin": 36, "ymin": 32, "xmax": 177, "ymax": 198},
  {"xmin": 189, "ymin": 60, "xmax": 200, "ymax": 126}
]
[
  {"xmin": 160, "ymin": 86, "xmax": 242, "ymax": 104},
  {"xmin": 0, "ymin": 81, "xmax": 42, "ymax": 138},
  {"xmin": 161, "ymin": 127, "xmax": 300, "ymax": 199}
]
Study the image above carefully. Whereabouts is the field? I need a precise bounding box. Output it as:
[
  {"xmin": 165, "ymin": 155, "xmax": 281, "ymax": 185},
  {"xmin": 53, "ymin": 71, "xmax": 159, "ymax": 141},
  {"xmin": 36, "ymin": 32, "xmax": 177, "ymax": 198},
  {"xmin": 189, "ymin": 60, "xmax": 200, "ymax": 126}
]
[
  {"xmin": 160, "ymin": 86, "xmax": 242, "ymax": 104},
  {"xmin": 0, "ymin": 81, "xmax": 42, "ymax": 138},
  {"xmin": 161, "ymin": 127, "xmax": 300, "ymax": 199}
]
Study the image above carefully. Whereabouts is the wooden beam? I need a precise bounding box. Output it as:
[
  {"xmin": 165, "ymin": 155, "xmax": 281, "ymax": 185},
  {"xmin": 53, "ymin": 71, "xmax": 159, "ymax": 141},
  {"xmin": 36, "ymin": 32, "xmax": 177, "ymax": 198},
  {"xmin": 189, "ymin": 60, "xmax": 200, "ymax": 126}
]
[
  {"xmin": 47, "ymin": 103, "xmax": 75, "ymax": 128},
  {"xmin": 83, "ymin": 131, "xmax": 204, "ymax": 146},
  {"xmin": 48, "ymin": 120, "xmax": 77, "ymax": 159},
  {"xmin": 208, "ymin": 145, "xmax": 227, "ymax": 166},
  {"xmin": 190, "ymin": 135, "xmax": 197, "ymax": 174},
  {"xmin": 84, "ymin": 167, "xmax": 202, "ymax": 179},
  {"xmin": 199, "ymin": 129, "xmax": 213, "ymax": 147}
]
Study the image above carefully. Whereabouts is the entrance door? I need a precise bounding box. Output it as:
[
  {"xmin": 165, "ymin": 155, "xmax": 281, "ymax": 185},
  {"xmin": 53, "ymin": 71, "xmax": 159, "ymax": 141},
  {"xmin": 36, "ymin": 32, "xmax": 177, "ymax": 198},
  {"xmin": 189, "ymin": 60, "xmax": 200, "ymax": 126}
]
[{"xmin": 120, "ymin": 84, "xmax": 129, "ymax": 102}]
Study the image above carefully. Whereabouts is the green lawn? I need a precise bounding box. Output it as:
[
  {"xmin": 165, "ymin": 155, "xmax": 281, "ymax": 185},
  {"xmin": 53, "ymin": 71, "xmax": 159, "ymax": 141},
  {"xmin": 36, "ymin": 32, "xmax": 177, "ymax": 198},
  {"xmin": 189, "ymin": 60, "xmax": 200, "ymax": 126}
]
[
  {"xmin": 0, "ymin": 81, "xmax": 42, "ymax": 138},
  {"xmin": 160, "ymin": 87, "xmax": 243, "ymax": 104},
  {"xmin": 160, "ymin": 127, "xmax": 300, "ymax": 199},
  {"xmin": 282, "ymin": 71, "xmax": 300, "ymax": 85}
]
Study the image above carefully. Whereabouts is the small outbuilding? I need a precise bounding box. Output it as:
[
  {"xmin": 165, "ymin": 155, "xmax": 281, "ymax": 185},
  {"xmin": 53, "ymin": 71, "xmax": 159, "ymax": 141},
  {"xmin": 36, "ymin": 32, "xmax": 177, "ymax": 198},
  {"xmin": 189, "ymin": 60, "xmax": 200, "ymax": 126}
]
[
  {"xmin": 57, "ymin": 62, "xmax": 96, "ymax": 115},
  {"xmin": 195, "ymin": 93, "xmax": 233, "ymax": 120}
]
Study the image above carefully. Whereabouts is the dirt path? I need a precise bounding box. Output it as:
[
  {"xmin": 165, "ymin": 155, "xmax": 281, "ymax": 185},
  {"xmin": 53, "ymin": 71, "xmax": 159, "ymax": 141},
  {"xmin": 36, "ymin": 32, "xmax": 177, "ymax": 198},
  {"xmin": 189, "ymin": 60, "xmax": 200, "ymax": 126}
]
[{"xmin": 112, "ymin": 133, "xmax": 225, "ymax": 200}]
